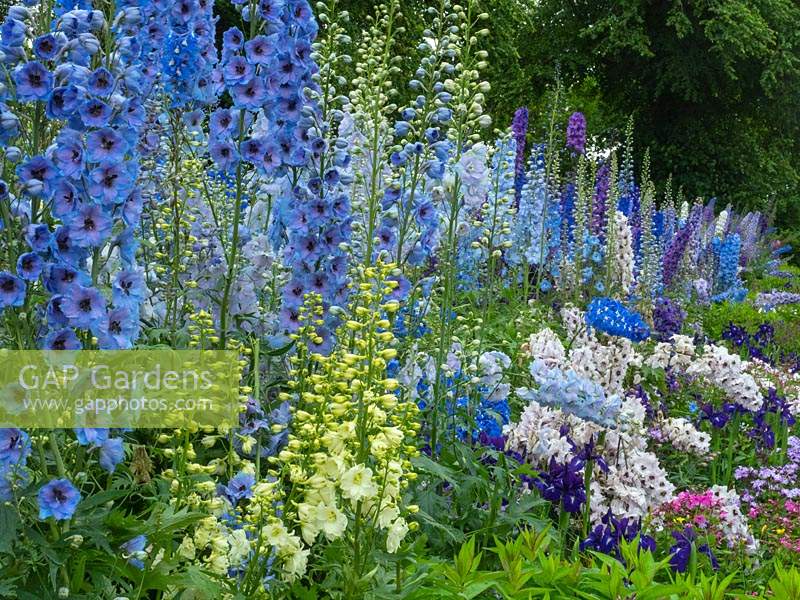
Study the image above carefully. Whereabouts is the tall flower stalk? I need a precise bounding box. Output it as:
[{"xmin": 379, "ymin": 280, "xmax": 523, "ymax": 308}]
[{"xmin": 427, "ymin": 0, "xmax": 490, "ymax": 452}]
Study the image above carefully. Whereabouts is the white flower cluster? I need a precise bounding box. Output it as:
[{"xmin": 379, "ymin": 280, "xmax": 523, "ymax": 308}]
[
  {"xmin": 609, "ymin": 210, "xmax": 635, "ymax": 294},
  {"xmin": 646, "ymin": 335, "xmax": 763, "ymax": 411},
  {"xmin": 589, "ymin": 444, "xmax": 675, "ymax": 521},
  {"xmin": 658, "ymin": 417, "xmax": 711, "ymax": 458},
  {"xmin": 504, "ymin": 401, "xmax": 575, "ymax": 464},
  {"xmin": 570, "ymin": 335, "xmax": 640, "ymax": 396},
  {"xmin": 747, "ymin": 357, "xmax": 800, "ymax": 417},
  {"xmin": 520, "ymin": 327, "xmax": 565, "ymax": 368},
  {"xmin": 177, "ymin": 515, "xmax": 253, "ymax": 576},
  {"xmin": 524, "ymin": 306, "xmax": 643, "ymax": 397},
  {"xmin": 688, "ymin": 345, "xmax": 762, "ymax": 411},
  {"xmin": 714, "ymin": 209, "xmax": 729, "ymax": 239},
  {"xmin": 645, "ymin": 335, "xmax": 696, "ymax": 371},
  {"xmin": 709, "ymin": 486, "xmax": 760, "ymax": 555},
  {"xmin": 508, "ymin": 313, "xmax": 675, "ymax": 519}
]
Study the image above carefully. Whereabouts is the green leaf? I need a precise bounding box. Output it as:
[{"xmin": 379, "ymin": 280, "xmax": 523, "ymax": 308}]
[
  {"xmin": 0, "ymin": 578, "xmax": 18, "ymax": 599},
  {"xmin": 0, "ymin": 505, "xmax": 20, "ymax": 553},
  {"xmin": 412, "ymin": 454, "xmax": 459, "ymax": 485},
  {"xmin": 415, "ymin": 509, "xmax": 465, "ymax": 544}
]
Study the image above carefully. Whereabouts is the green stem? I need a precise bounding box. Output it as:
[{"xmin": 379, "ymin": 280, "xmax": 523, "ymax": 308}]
[{"xmin": 218, "ymin": 114, "xmax": 247, "ymax": 350}]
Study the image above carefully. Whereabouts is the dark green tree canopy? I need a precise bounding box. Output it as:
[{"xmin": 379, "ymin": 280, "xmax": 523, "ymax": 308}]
[{"xmin": 509, "ymin": 0, "xmax": 800, "ymax": 222}]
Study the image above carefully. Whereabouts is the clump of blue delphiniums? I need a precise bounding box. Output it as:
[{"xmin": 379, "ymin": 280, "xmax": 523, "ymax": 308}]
[
  {"xmin": 0, "ymin": 0, "xmax": 149, "ymax": 351},
  {"xmin": 586, "ymin": 297, "xmax": 650, "ymax": 342}
]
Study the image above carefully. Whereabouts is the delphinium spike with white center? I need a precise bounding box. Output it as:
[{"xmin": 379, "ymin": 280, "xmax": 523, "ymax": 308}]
[
  {"xmin": 606, "ymin": 210, "xmax": 634, "ymax": 298},
  {"xmin": 635, "ymin": 150, "xmax": 662, "ymax": 311}
]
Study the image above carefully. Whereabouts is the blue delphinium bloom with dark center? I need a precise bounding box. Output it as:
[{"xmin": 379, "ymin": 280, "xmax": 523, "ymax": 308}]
[
  {"xmin": 79, "ymin": 98, "xmax": 113, "ymax": 127},
  {"xmin": 586, "ymin": 297, "xmax": 650, "ymax": 342},
  {"xmin": 25, "ymin": 223, "xmax": 52, "ymax": 252},
  {"xmin": 95, "ymin": 306, "xmax": 138, "ymax": 349},
  {"xmin": 112, "ymin": 269, "xmax": 146, "ymax": 310},
  {"xmin": 0, "ymin": 428, "xmax": 31, "ymax": 467},
  {"xmin": 87, "ymin": 67, "xmax": 114, "ymax": 96},
  {"xmin": 223, "ymin": 471, "xmax": 255, "ymax": 504},
  {"xmin": 0, "ymin": 272, "xmax": 26, "ymax": 309},
  {"xmin": 38, "ymin": 478, "xmax": 81, "ymax": 521},
  {"xmin": 61, "ymin": 285, "xmax": 106, "ymax": 329},
  {"xmin": 534, "ymin": 456, "xmax": 586, "ymax": 513},
  {"xmin": 16, "ymin": 155, "xmax": 57, "ymax": 198},
  {"xmin": 13, "ymin": 61, "xmax": 54, "ymax": 101},
  {"xmin": 43, "ymin": 328, "xmax": 82, "ymax": 350},
  {"xmin": 16, "ymin": 252, "xmax": 44, "ymax": 280},
  {"xmin": 65, "ymin": 203, "xmax": 113, "ymax": 247},
  {"xmin": 120, "ymin": 535, "xmax": 147, "ymax": 570},
  {"xmin": 85, "ymin": 127, "xmax": 128, "ymax": 163},
  {"xmin": 88, "ymin": 162, "xmax": 134, "ymax": 204},
  {"xmin": 33, "ymin": 34, "xmax": 61, "ymax": 60}
]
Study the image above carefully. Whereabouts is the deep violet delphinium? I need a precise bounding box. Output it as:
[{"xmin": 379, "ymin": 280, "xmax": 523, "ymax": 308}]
[
  {"xmin": 566, "ymin": 111, "xmax": 586, "ymax": 156},
  {"xmin": 581, "ymin": 510, "xmax": 656, "ymax": 558},
  {"xmin": 511, "ymin": 106, "xmax": 528, "ymax": 207},
  {"xmin": 653, "ymin": 297, "xmax": 685, "ymax": 341},
  {"xmin": 535, "ymin": 456, "xmax": 586, "ymax": 513}
]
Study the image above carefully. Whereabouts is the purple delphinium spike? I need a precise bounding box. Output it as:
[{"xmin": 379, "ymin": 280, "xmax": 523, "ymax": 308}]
[
  {"xmin": 511, "ymin": 107, "xmax": 528, "ymax": 208},
  {"xmin": 653, "ymin": 297, "xmax": 685, "ymax": 341},
  {"xmin": 566, "ymin": 111, "xmax": 586, "ymax": 155},
  {"xmin": 755, "ymin": 291, "xmax": 800, "ymax": 312},
  {"xmin": 663, "ymin": 206, "xmax": 701, "ymax": 287}
]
